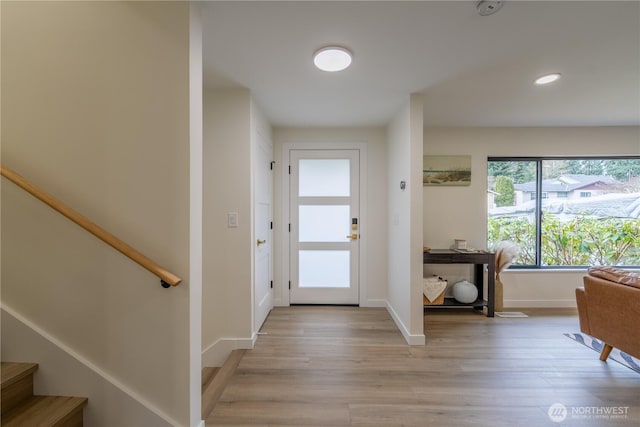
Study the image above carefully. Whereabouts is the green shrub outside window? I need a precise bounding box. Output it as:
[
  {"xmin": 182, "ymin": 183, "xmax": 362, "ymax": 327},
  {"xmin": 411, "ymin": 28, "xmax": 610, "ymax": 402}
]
[{"xmin": 487, "ymin": 157, "xmax": 640, "ymax": 267}]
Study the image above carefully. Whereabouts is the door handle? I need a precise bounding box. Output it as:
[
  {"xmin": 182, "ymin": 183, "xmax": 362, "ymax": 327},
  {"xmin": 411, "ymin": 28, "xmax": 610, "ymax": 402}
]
[
  {"xmin": 346, "ymin": 234, "xmax": 359, "ymax": 240},
  {"xmin": 257, "ymin": 239, "xmax": 266, "ymax": 246}
]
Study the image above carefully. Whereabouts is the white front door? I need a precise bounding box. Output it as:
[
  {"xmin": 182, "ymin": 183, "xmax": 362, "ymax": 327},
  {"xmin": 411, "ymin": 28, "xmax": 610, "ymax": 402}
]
[
  {"xmin": 289, "ymin": 149, "xmax": 360, "ymax": 305},
  {"xmin": 254, "ymin": 130, "xmax": 273, "ymax": 331}
]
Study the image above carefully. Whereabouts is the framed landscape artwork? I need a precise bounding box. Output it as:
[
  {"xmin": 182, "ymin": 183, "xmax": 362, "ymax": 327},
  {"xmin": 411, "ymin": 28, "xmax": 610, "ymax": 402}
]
[{"xmin": 423, "ymin": 155, "xmax": 471, "ymax": 186}]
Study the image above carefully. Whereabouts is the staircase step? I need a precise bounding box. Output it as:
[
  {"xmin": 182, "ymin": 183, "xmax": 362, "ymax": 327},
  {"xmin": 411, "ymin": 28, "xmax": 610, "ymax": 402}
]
[
  {"xmin": 1, "ymin": 362, "xmax": 38, "ymax": 415},
  {"xmin": 1, "ymin": 396, "xmax": 88, "ymax": 427},
  {"xmin": 202, "ymin": 349, "xmax": 246, "ymax": 419}
]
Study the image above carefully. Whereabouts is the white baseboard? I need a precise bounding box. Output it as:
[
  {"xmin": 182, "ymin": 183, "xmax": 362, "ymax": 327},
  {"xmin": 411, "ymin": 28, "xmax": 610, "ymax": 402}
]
[
  {"xmin": 385, "ymin": 302, "xmax": 425, "ymax": 346},
  {"xmin": 362, "ymin": 299, "xmax": 388, "ymax": 308},
  {"xmin": 504, "ymin": 299, "xmax": 577, "ymax": 308},
  {"xmin": 273, "ymin": 298, "xmax": 289, "ymax": 307},
  {"xmin": 201, "ymin": 336, "xmax": 255, "ymax": 367}
]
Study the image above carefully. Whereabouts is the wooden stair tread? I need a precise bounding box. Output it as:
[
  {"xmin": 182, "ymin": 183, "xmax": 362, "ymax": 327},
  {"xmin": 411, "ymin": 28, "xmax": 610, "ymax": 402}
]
[
  {"xmin": 1, "ymin": 363, "xmax": 38, "ymax": 390},
  {"xmin": 1, "ymin": 396, "xmax": 88, "ymax": 427}
]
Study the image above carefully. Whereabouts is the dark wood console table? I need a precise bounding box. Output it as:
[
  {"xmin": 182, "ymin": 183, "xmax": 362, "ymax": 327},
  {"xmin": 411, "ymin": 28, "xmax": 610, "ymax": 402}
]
[{"xmin": 423, "ymin": 249, "xmax": 495, "ymax": 317}]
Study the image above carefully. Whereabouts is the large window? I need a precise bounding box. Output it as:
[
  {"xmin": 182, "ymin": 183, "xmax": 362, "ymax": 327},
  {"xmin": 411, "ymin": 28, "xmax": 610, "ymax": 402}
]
[{"xmin": 488, "ymin": 157, "xmax": 640, "ymax": 267}]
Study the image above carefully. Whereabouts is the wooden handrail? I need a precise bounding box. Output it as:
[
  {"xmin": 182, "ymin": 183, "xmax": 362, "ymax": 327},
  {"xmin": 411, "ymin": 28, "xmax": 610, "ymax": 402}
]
[{"xmin": 1, "ymin": 164, "xmax": 182, "ymax": 287}]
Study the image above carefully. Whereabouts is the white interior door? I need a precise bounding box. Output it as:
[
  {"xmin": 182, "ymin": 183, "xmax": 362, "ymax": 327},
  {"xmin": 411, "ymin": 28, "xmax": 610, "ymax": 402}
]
[
  {"xmin": 290, "ymin": 149, "xmax": 359, "ymax": 305},
  {"xmin": 254, "ymin": 131, "xmax": 273, "ymax": 331}
]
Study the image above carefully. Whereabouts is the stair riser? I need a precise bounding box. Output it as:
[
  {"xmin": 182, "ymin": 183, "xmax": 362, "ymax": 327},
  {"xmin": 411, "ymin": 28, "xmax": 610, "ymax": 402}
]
[
  {"xmin": 1, "ymin": 375, "xmax": 33, "ymax": 415},
  {"xmin": 54, "ymin": 407, "xmax": 84, "ymax": 427}
]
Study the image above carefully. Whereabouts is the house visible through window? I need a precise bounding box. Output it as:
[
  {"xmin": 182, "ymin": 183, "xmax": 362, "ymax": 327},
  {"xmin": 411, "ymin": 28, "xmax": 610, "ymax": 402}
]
[{"xmin": 487, "ymin": 157, "xmax": 640, "ymax": 267}]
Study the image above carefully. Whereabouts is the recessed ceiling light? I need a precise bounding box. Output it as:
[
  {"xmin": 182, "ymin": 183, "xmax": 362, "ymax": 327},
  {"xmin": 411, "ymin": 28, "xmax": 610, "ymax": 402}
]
[
  {"xmin": 534, "ymin": 73, "xmax": 562, "ymax": 85},
  {"xmin": 313, "ymin": 46, "xmax": 352, "ymax": 72}
]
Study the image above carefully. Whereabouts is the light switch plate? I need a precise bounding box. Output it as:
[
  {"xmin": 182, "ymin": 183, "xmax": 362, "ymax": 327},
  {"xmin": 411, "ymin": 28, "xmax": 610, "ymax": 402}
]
[{"xmin": 228, "ymin": 212, "xmax": 238, "ymax": 228}]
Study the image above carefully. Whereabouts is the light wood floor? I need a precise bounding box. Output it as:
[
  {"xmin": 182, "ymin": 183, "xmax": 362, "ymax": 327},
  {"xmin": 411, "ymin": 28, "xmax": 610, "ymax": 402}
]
[{"xmin": 206, "ymin": 307, "xmax": 639, "ymax": 426}]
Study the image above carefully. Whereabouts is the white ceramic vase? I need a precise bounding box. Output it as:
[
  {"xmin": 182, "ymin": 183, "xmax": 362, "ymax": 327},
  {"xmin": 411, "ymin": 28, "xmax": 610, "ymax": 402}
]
[{"xmin": 452, "ymin": 280, "xmax": 478, "ymax": 304}]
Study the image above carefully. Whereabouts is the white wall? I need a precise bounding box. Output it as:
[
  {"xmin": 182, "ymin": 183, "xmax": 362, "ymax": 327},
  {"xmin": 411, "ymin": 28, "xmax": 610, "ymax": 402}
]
[
  {"xmin": 408, "ymin": 95, "xmax": 425, "ymax": 338},
  {"xmin": 1, "ymin": 2, "xmax": 195, "ymax": 425},
  {"xmin": 273, "ymin": 127, "xmax": 389, "ymax": 307},
  {"xmin": 386, "ymin": 94, "xmax": 425, "ymax": 345},
  {"xmin": 423, "ymin": 126, "xmax": 640, "ymax": 307},
  {"xmin": 202, "ymin": 88, "xmax": 254, "ymax": 366},
  {"xmin": 188, "ymin": 3, "xmax": 204, "ymax": 424}
]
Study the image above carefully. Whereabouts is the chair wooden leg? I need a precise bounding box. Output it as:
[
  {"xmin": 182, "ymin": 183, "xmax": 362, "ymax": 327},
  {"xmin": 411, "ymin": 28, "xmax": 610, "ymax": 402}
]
[{"xmin": 600, "ymin": 343, "xmax": 613, "ymax": 361}]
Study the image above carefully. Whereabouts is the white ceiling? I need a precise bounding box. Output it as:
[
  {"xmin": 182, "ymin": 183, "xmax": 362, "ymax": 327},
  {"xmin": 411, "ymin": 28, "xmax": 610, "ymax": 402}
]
[{"xmin": 202, "ymin": 1, "xmax": 640, "ymax": 128}]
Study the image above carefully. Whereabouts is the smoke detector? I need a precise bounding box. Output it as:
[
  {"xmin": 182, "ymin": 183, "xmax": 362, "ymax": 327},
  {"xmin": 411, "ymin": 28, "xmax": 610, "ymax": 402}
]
[{"xmin": 477, "ymin": 1, "xmax": 504, "ymax": 16}]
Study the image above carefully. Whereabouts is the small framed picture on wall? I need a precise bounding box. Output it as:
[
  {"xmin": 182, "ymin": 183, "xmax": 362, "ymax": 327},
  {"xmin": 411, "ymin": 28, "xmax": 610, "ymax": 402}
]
[{"xmin": 423, "ymin": 155, "xmax": 471, "ymax": 186}]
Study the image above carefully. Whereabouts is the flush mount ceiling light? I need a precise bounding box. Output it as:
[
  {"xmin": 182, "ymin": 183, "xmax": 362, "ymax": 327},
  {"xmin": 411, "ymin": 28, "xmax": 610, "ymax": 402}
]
[
  {"xmin": 313, "ymin": 46, "xmax": 352, "ymax": 72},
  {"xmin": 535, "ymin": 73, "xmax": 562, "ymax": 85}
]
